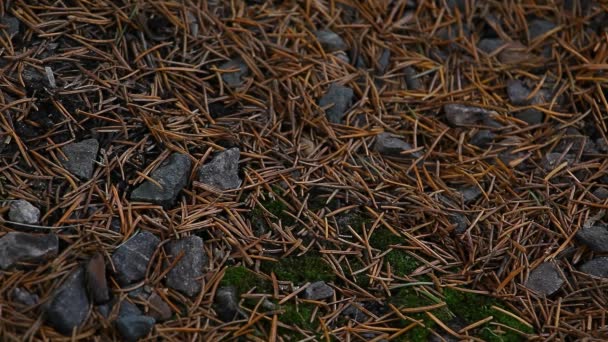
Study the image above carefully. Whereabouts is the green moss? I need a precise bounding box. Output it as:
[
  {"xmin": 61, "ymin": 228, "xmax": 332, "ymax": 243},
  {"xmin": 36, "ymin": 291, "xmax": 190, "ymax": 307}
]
[
  {"xmin": 385, "ymin": 250, "xmax": 419, "ymax": 276},
  {"xmin": 369, "ymin": 228, "xmax": 402, "ymax": 250},
  {"xmin": 281, "ymin": 302, "xmax": 315, "ymax": 329},
  {"xmin": 261, "ymin": 253, "xmax": 335, "ymax": 283},
  {"xmin": 443, "ymin": 288, "xmax": 534, "ymax": 341},
  {"xmin": 251, "ymin": 194, "xmax": 295, "ymax": 230},
  {"xmin": 389, "ymin": 288, "xmax": 452, "ymax": 341},
  {"xmin": 220, "ymin": 266, "xmax": 271, "ymax": 294}
]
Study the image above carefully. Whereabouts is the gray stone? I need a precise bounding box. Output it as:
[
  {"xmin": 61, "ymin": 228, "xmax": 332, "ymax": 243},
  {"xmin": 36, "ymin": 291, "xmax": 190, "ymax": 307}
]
[
  {"xmin": 60, "ymin": 139, "xmax": 99, "ymax": 179},
  {"xmin": 198, "ymin": 148, "xmax": 241, "ymax": 190},
  {"xmin": 0, "ymin": 16, "xmax": 19, "ymax": 36},
  {"xmin": 507, "ymin": 79, "xmax": 532, "ymax": 106},
  {"xmin": 220, "ymin": 58, "xmax": 249, "ymax": 87},
  {"xmin": 164, "ymin": 235, "xmax": 206, "ymax": 297},
  {"xmin": 46, "ymin": 268, "xmax": 90, "ymax": 335},
  {"xmin": 478, "ymin": 38, "xmax": 505, "ymax": 54},
  {"xmin": 596, "ymin": 138, "xmax": 608, "ymax": 153},
  {"xmin": 116, "ymin": 315, "xmax": 155, "ymax": 342},
  {"xmin": 443, "ymin": 104, "xmax": 492, "ymax": 127},
  {"xmin": 86, "ymin": 253, "xmax": 110, "ymax": 304},
  {"xmin": 0, "ymin": 232, "xmax": 58, "ymax": 269},
  {"xmin": 459, "ymin": 186, "xmax": 482, "ymax": 204},
  {"xmin": 529, "ymin": 19, "xmax": 557, "ymax": 41},
  {"xmin": 576, "ymin": 225, "xmax": 608, "ymax": 252},
  {"xmin": 592, "ymin": 188, "xmax": 608, "ymax": 200},
  {"xmin": 515, "ymin": 109, "xmax": 544, "ymax": 125},
  {"xmin": 315, "ymin": 30, "xmax": 348, "ymax": 52},
  {"xmin": 118, "ymin": 299, "xmax": 142, "ymax": 317},
  {"xmin": 303, "ymin": 281, "xmax": 334, "ymax": 300},
  {"xmin": 215, "ymin": 286, "xmax": 240, "ymax": 321},
  {"xmin": 525, "ymin": 262, "xmax": 564, "ymax": 296},
  {"xmin": 404, "ymin": 67, "xmax": 423, "ymax": 90},
  {"xmin": 377, "ymin": 49, "xmax": 391, "ymax": 74},
  {"xmin": 111, "ymin": 231, "xmax": 160, "ymax": 285},
  {"xmin": 374, "ymin": 133, "xmax": 421, "ymax": 158},
  {"xmin": 554, "ymin": 128, "xmax": 598, "ymax": 155},
  {"xmin": 319, "ymin": 83, "xmax": 354, "ymax": 123},
  {"xmin": 470, "ymin": 130, "xmax": 495, "ymax": 148},
  {"xmin": 449, "ymin": 214, "xmax": 469, "ymax": 234},
  {"xmin": 11, "ymin": 287, "xmax": 39, "ymax": 307},
  {"xmin": 579, "ymin": 257, "xmax": 608, "ymax": 278},
  {"xmin": 342, "ymin": 303, "xmax": 368, "ymax": 322},
  {"xmin": 9, "ymin": 199, "xmax": 40, "ymax": 225},
  {"xmin": 147, "ymin": 293, "xmax": 172, "ymax": 322},
  {"xmin": 131, "ymin": 153, "xmax": 192, "ymax": 207},
  {"xmin": 542, "ymin": 153, "xmax": 575, "ymax": 171}
]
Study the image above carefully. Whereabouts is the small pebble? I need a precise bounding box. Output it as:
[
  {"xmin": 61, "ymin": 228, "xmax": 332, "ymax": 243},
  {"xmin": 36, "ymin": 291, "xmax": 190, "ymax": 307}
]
[
  {"xmin": 315, "ymin": 30, "xmax": 348, "ymax": 52},
  {"xmin": 9, "ymin": 199, "xmax": 40, "ymax": 225},
  {"xmin": 374, "ymin": 132, "xmax": 421, "ymax": 157},
  {"xmin": 130, "ymin": 153, "xmax": 192, "ymax": 208},
  {"xmin": 303, "ymin": 281, "xmax": 334, "ymax": 300},
  {"xmin": 444, "ymin": 104, "xmax": 493, "ymax": 127},
  {"xmin": 575, "ymin": 225, "xmax": 608, "ymax": 252},
  {"xmin": 116, "ymin": 315, "xmax": 155, "ymax": 342},
  {"xmin": 111, "ymin": 231, "xmax": 160, "ymax": 286},
  {"xmin": 220, "ymin": 58, "xmax": 249, "ymax": 87},
  {"xmin": 319, "ymin": 83, "xmax": 354, "ymax": 124},
  {"xmin": 11, "ymin": 287, "xmax": 39, "ymax": 307},
  {"xmin": 470, "ymin": 130, "xmax": 495, "ymax": 148},
  {"xmin": 0, "ymin": 232, "xmax": 58, "ymax": 269},
  {"xmin": 164, "ymin": 235, "xmax": 206, "ymax": 297},
  {"xmin": 60, "ymin": 139, "xmax": 100, "ymax": 179},
  {"xmin": 147, "ymin": 292, "xmax": 172, "ymax": 322},
  {"xmin": 214, "ymin": 286, "xmax": 240, "ymax": 321},
  {"xmin": 525, "ymin": 262, "xmax": 564, "ymax": 296},
  {"xmin": 46, "ymin": 268, "xmax": 90, "ymax": 335},
  {"xmin": 579, "ymin": 257, "xmax": 608, "ymax": 278},
  {"xmin": 198, "ymin": 148, "xmax": 241, "ymax": 190}
]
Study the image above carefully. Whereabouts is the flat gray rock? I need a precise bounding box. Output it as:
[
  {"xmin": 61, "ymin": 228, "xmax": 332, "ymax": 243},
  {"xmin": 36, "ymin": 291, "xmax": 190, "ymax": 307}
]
[
  {"xmin": 60, "ymin": 139, "xmax": 99, "ymax": 179},
  {"xmin": 470, "ymin": 130, "xmax": 495, "ymax": 148},
  {"xmin": 404, "ymin": 67, "xmax": 423, "ymax": 90},
  {"xmin": 220, "ymin": 58, "xmax": 249, "ymax": 87},
  {"xmin": 579, "ymin": 257, "xmax": 608, "ymax": 278},
  {"xmin": 9, "ymin": 199, "xmax": 40, "ymax": 225},
  {"xmin": 116, "ymin": 314, "xmax": 155, "ymax": 342},
  {"xmin": 542, "ymin": 153, "xmax": 575, "ymax": 171},
  {"xmin": 315, "ymin": 30, "xmax": 348, "ymax": 52},
  {"xmin": 11, "ymin": 287, "xmax": 39, "ymax": 307},
  {"xmin": 319, "ymin": 83, "xmax": 354, "ymax": 123},
  {"xmin": 478, "ymin": 38, "xmax": 505, "ymax": 54},
  {"xmin": 0, "ymin": 232, "xmax": 58, "ymax": 269},
  {"xmin": 507, "ymin": 79, "xmax": 532, "ymax": 106},
  {"xmin": 525, "ymin": 262, "xmax": 564, "ymax": 296},
  {"xmin": 459, "ymin": 186, "xmax": 482, "ymax": 204},
  {"xmin": 515, "ymin": 109, "xmax": 544, "ymax": 125},
  {"xmin": 164, "ymin": 235, "xmax": 206, "ymax": 297},
  {"xmin": 303, "ymin": 281, "xmax": 334, "ymax": 300},
  {"xmin": 529, "ymin": 19, "xmax": 557, "ymax": 41},
  {"xmin": 215, "ymin": 286, "xmax": 240, "ymax": 321},
  {"xmin": 46, "ymin": 268, "xmax": 90, "ymax": 335},
  {"xmin": 592, "ymin": 188, "xmax": 608, "ymax": 200},
  {"xmin": 374, "ymin": 132, "xmax": 421, "ymax": 157},
  {"xmin": 111, "ymin": 231, "xmax": 160, "ymax": 285},
  {"xmin": 198, "ymin": 148, "xmax": 241, "ymax": 190},
  {"xmin": 444, "ymin": 104, "xmax": 493, "ymax": 127},
  {"xmin": 131, "ymin": 153, "xmax": 192, "ymax": 207},
  {"xmin": 0, "ymin": 16, "xmax": 20, "ymax": 36},
  {"xmin": 576, "ymin": 225, "xmax": 608, "ymax": 252},
  {"xmin": 449, "ymin": 214, "xmax": 469, "ymax": 234}
]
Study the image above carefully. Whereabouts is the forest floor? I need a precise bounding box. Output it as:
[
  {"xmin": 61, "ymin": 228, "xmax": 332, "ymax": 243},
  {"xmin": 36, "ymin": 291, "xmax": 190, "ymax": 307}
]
[{"xmin": 1, "ymin": 1, "xmax": 608, "ymax": 341}]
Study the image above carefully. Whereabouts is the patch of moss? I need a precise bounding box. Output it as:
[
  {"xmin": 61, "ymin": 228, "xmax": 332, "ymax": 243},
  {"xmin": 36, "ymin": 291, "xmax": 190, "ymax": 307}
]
[
  {"xmin": 281, "ymin": 302, "xmax": 315, "ymax": 330},
  {"xmin": 250, "ymin": 192, "xmax": 295, "ymax": 233},
  {"xmin": 385, "ymin": 250, "xmax": 419, "ymax": 276},
  {"xmin": 389, "ymin": 288, "xmax": 452, "ymax": 341},
  {"xmin": 261, "ymin": 253, "xmax": 335, "ymax": 283},
  {"xmin": 369, "ymin": 228, "xmax": 402, "ymax": 250},
  {"xmin": 220, "ymin": 266, "xmax": 271, "ymax": 294},
  {"xmin": 443, "ymin": 288, "xmax": 534, "ymax": 341}
]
